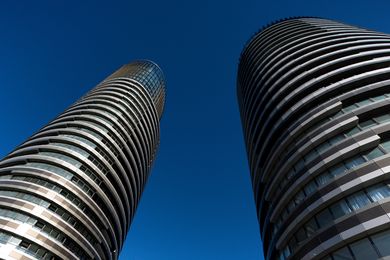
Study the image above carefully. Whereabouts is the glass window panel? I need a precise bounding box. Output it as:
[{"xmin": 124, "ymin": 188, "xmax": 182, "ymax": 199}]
[
  {"xmin": 331, "ymin": 110, "xmax": 344, "ymax": 119},
  {"xmin": 276, "ymin": 219, "xmax": 282, "ymax": 230},
  {"xmin": 350, "ymin": 238, "xmax": 379, "ymax": 259},
  {"xmin": 332, "ymin": 246, "xmax": 353, "ymax": 260},
  {"xmin": 39, "ymin": 152, "xmax": 81, "ymax": 168},
  {"xmin": 295, "ymin": 228, "xmax": 307, "ymax": 243},
  {"xmin": 329, "ymin": 164, "xmax": 347, "ymax": 177},
  {"xmin": 316, "ymin": 208, "xmax": 333, "ymax": 228},
  {"xmin": 294, "ymin": 160, "xmax": 305, "ymax": 172},
  {"xmin": 294, "ymin": 190, "xmax": 305, "ymax": 205},
  {"xmin": 343, "ymin": 104, "xmax": 358, "ymax": 112},
  {"xmin": 332, "ymin": 110, "xmax": 344, "ymax": 118},
  {"xmin": 287, "ymin": 169, "xmax": 295, "ymax": 180},
  {"xmin": 283, "ymin": 246, "xmax": 291, "ymax": 259},
  {"xmin": 356, "ymin": 99, "xmax": 372, "ymax": 107},
  {"xmin": 359, "ymin": 119, "xmax": 376, "ymax": 129},
  {"xmin": 316, "ymin": 141, "xmax": 331, "ymax": 153},
  {"xmin": 304, "ymin": 218, "xmax": 319, "ymax": 237},
  {"xmin": 347, "ymin": 191, "xmax": 371, "ymax": 210},
  {"xmin": 36, "ymin": 249, "xmax": 46, "ymax": 257},
  {"xmin": 345, "ymin": 127, "xmax": 360, "ymax": 137},
  {"xmin": 381, "ymin": 140, "xmax": 390, "ymax": 152},
  {"xmin": 328, "ymin": 134, "xmax": 345, "ymax": 145},
  {"xmin": 371, "ymin": 229, "xmax": 390, "ymax": 257},
  {"xmin": 281, "ymin": 209, "xmax": 288, "ymax": 221},
  {"xmin": 288, "ymin": 236, "xmax": 298, "ymax": 253},
  {"xmin": 8, "ymin": 236, "xmax": 21, "ymax": 246},
  {"xmin": 27, "ymin": 162, "xmax": 73, "ymax": 180},
  {"xmin": 29, "ymin": 244, "xmax": 39, "ymax": 253},
  {"xmin": 375, "ymin": 114, "xmax": 390, "ymax": 123},
  {"xmin": 304, "ymin": 180, "xmax": 317, "ymax": 195},
  {"xmin": 304, "ymin": 150, "xmax": 318, "ymax": 163},
  {"xmin": 372, "ymin": 95, "xmax": 387, "ymax": 101},
  {"xmin": 344, "ymin": 156, "xmax": 365, "ymax": 169},
  {"xmin": 287, "ymin": 201, "xmax": 295, "ymax": 213},
  {"xmin": 316, "ymin": 173, "xmax": 332, "ymax": 186},
  {"xmin": 330, "ymin": 200, "xmax": 352, "ymax": 219},
  {"xmin": 52, "ymin": 142, "xmax": 90, "ymax": 158},
  {"xmin": 366, "ymin": 184, "xmax": 390, "ymax": 202},
  {"xmin": 364, "ymin": 147, "xmax": 385, "ymax": 160}
]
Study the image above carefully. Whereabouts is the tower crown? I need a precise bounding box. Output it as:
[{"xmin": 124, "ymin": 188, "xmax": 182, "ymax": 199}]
[{"xmin": 106, "ymin": 60, "xmax": 166, "ymax": 118}]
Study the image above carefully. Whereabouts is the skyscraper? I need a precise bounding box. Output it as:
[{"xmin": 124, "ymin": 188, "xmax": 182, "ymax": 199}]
[
  {"xmin": 238, "ymin": 17, "xmax": 390, "ymax": 259},
  {"xmin": 0, "ymin": 60, "xmax": 165, "ymax": 259}
]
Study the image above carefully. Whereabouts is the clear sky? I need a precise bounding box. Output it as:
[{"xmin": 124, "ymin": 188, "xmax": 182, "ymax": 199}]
[{"xmin": 1, "ymin": 1, "xmax": 390, "ymax": 259}]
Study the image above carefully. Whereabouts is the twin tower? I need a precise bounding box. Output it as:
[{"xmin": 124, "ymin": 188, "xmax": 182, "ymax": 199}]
[{"xmin": 2, "ymin": 17, "xmax": 390, "ymax": 259}]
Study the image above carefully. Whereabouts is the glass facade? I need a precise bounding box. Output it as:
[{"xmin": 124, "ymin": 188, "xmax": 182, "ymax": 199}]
[
  {"xmin": 0, "ymin": 61, "xmax": 165, "ymax": 259},
  {"xmin": 238, "ymin": 17, "xmax": 390, "ymax": 259}
]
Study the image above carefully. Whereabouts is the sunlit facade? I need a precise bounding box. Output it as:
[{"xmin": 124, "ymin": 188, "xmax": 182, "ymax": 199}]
[
  {"xmin": 0, "ymin": 60, "xmax": 165, "ymax": 259},
  {"xmin": 238, "ymin": 17, "xmax": 390, "ymax": 259}
]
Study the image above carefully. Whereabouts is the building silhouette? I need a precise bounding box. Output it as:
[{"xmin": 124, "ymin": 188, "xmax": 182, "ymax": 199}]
[
  {"xmin": 238, "ymin": 17, "xmax": 390, "ymax": 259},
  {"xmin": 0, "ymin": 60, "xmax": 165, "ymax": 259}
]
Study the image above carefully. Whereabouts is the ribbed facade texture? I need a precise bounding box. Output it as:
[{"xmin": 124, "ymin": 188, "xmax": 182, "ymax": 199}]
[
  {"xmin": 0, "ymin": 60, "xmax": 165, "ymax": 259},
  {"xmin": 237, "ymin": 18, "xmax": 390, "ymax": 260}
]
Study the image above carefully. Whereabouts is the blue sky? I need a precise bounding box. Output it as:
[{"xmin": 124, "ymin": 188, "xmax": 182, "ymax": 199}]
[{"xmin": 1, "ymin": 1, "xmax": 390, "ymax": 259}]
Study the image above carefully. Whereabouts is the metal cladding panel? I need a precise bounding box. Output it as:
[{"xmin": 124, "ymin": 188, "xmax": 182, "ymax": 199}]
[
  {"xmin": 0, "ymin": 60, "xmax": 165, "ymax": 260},
  {"xmin": 237, "ymin": 17, "xmax": 390, "ymax": 260}
]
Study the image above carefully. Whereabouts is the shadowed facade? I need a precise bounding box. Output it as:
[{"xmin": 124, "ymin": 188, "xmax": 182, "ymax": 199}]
[{"xmin": 238, "ymin": 17, "xmax": 390, "ymax": 259}]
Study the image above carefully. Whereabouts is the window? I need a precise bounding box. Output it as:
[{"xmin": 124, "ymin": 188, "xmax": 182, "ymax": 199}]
[
  {"xmin": 296, "ymin": 228, "xmax": 307, "ymax": 243},
  {"xmin": 329, "ymin": 164, "xmax": 347, "ymax": 177},
  {"xmin": 330, "ymin": 200, "xmax": 352, "ymax": 219},
  {"xmin": 316, "ymin": 141, "xmax": 331, "ymax": 153},
  {"xmin": 287, "ymin": 169, "xmax": 295, "ymax": 180},
  {"xmin": 371, "ymin": 229, "xmax": 390, "ymax": 257},
  {"xmin": 381, "ymin": 140, "xmax": 390, "ymax": 153},
  {"xmin": 347, "ymin": 191, "xmax": 371, "ymax": 210},
  {"xmin": 343, "ymin": 104, "xmax": 358, "ymax": 112},
  {"xmin": 35, "ymin": 222, "xmax": 45, "ymax": 229},
  {"xmin": 288, "ymin": 236, "xmax": 298, "ymax": 253},
  {"xmin": 316, "ymin": 208, "xmax": 333, "ymax": 228},
  {"xmin": 332, "ymin": 247, "xmax": 353, "ymax": 260},
  {"xmin": 345, "ymin": 127, "xmax": 360, "ymax": 136},
  {"xmin": 356, "ymin": 99, "xmax": 372, "ymax": 107},
  {"xmin": 19, "ymin": 241, "xmax": 30, "ymax": 249},
  {"xmin": 304, "ymin": 180, "xmax": 317, "ymax": 195},
  {"xmin": 294, "ymin": 190, "xmax": 305, "ymax": 205},
  {"xmin": 316, "ymin": 173, "xmax": 332, "ymax": 186},
  {"xmin": 349, "ymin": 238, "xmax": 379, "ymax": 259},
  {"xmin": 28, "ymin": 244, "xmax": 39, "ymax": 253},
  {"xmin": 375, "ymin": 114, "xmax": 390, "ymax": 123},
  {"xmin": 281, "ymin": 209, "xmax": 288, "ymax": 221},
  {"xmin": 294, "ymin": 160, "xmax": 305, "ymax": 172},
  {"xmin": 364, "ymin": 147, "xmax": 385, "ymax": 160},
  {"xmin": 304, "ymin": 218, "xmax": 318, "ymax": 237},
  {"xmin": 366, "ymin": 184, "xmax": 390, "ymax": 202},
  {"xmin": 287, "ymin": 201, "xmax": 295, "ymax": 212},
  {"xmin": 371, "ymin": 95, "xmax": 386, "ymax": 101},
  {"xmin": 40, "ymin": 152, "xmax": 82, "ymax": 168},
  {"xmin": 344, "ymin": 156, "xmax": 365, "ymax": 169},
  {"xmin": 27, "ymin": 162, "xmax": 73, "ymax": 180},
  {"xmin": 328, "ymin": 134, "xmax": 344, "ymax": 145},
  {"xmin": 304, "ymin": 150, "xmax": 318, "ymax": 163},
  {"xmin": 359, "ymin": 119, "xmax": 376, "ymax": 129},
  {"xmin": 283, "ymin": 247, "xmax": 291, "ymax": 259}
]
